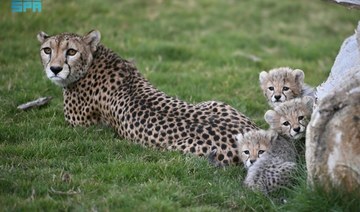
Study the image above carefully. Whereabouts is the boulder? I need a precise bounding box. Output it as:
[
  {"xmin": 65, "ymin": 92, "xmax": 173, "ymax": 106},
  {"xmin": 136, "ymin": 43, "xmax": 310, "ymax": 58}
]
[{"xmin": 306, "ymin": 22, "xmax": 360, "ymax": 192}]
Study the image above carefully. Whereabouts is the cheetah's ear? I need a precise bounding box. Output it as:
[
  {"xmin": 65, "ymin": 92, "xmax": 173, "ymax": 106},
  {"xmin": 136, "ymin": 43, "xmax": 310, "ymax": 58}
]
[
  {"xmin": 264, "ymin": 110, "xmax": 279, "ymax": 128},
  {"xmin": 83, "ymin": 30, "xmax": 101, "ymax": 52},
  {"xmin": 303, "ymin": 96, "xmax": 315, "ymax": 112},
  {"xmin": 235, "ymin": 133, "xmax": 244, "ymax": 145},
  {"xmin": 293, "ymin": 69, "xmax": 305, "ymax": 84},
  {"xmin": 37, "ymin": 31, "xmax": 49, "ymax": 43},
  {"xmin": 267, "ymin": 130, "xmax": 278, "ymax": 145},
  {"xmin": 259, "ymin": 71, "xmax": 268, "ymax": 84}
]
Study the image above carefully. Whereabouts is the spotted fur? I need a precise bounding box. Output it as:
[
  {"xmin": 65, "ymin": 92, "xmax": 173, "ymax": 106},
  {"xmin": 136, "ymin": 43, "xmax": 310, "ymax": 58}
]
[{"xmin": 37, "ymin": 30, "xmax": 259, "ymax": 166}]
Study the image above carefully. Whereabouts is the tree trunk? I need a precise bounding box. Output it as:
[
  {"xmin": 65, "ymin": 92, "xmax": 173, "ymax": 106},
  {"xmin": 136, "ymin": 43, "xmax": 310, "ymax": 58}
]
[{"xmin": 305, "ymin": 22, "xmax": 360, "ymax": 192}]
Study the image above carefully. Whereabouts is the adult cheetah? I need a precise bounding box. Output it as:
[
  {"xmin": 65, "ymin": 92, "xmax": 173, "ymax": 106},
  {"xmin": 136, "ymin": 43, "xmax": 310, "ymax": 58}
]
[{"xmin": 37, "ymin": 30, "xmax": 258, "ymax": 166}]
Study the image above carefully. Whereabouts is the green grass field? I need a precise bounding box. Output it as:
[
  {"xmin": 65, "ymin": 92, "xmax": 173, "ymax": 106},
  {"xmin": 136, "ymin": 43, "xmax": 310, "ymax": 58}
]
[{"xmin": 0, "ymin": 0, "xmax": 359, "ymax": 211}]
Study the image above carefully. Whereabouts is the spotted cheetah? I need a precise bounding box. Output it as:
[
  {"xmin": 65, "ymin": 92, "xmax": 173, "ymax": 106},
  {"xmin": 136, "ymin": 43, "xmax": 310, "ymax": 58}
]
[
  {"xmin": 37, "ymin": 30, "xmax": 258, "ymax": 166},
  {"xmin": 259, "ymin": 67, "xmax": 315, "ymax": 108},
  {"xmin": 241, "ymin": 130, "xmax": 297, "ymax": 194}
]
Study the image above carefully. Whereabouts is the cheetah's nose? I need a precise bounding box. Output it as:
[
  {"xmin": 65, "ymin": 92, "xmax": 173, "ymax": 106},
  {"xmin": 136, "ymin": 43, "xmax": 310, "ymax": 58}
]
[
  {"xmin": 250, "ymin": 159, "xmax": 256, "ymax": 164},
  {"xmin": 274, "ymin": 95, "xmax": 281, "ymax": 100},
  {"xmin": 293, "ymin": 127, "xmax": 301, "ymax": 132},
  {"xmin": 50, "ymin": 66, "xmax": 63, "ymax": 75}
]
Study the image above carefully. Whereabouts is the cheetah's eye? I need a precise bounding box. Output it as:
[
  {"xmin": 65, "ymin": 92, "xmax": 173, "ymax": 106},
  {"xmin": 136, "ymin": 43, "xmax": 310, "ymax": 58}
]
[
  {"xmin": 298, "ymin": 116, "xmax": 304, "ymax": 121},
  {"xmin": 243, "ymin": 150, "xmax": 250, "ymax": 155},
  {"xmin": 283, "ymin": 121, "xmax": 290, "ymax": 126},
  {"xmin": 43, "ymin": 47, "xmax": 51, "ymax": 55},
  {"xmin": 283, "ymin": 86, "xmax": 289, "ymax": 91},
  {"xmin": 67, "ymin": 49, "xmax": 77, "ymax": 56},
  {"xmin": 268, "ymin": 87, "xmax": 274, "ymax": 91},
  {"xmin": 258, "ymin": 150, "xmax": 265, "ymax": 155}
]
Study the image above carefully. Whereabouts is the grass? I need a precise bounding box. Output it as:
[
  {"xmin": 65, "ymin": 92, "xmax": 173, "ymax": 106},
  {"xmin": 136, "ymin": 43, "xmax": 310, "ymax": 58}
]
[{"xmin": 0, "ymin": 0, "xmax": 359, "ymax": 211}]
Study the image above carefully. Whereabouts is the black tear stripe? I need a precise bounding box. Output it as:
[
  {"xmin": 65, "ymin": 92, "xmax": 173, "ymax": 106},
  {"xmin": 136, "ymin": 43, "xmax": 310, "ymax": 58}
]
[
  {"xmin": 300, "ymin": 122, "xmax": 305, "ymax": 128},
  {"xmin": 65, "ymin": 59, "xmax": 71, "ymax": 77},
  {"xmin": 45, "ymin": 55, "xmax": 51, "ymax": 67}
]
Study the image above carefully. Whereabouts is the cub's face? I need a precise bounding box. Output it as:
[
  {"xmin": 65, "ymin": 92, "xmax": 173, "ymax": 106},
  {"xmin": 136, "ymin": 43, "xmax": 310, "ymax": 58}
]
[
  {"xmin": 265, "ymin": 96, "xmax": 314, "ymax": 140},
  {"xmin": 37, "ymin": 30, "xmax": 100, "ymax": 87},
  {"xmin": 235, "ymin": 130, "xmax": 273, "ymax": 169},
  {"xmin": 259, "ymin": 67, "xmax": 305, "ymax": 108}
]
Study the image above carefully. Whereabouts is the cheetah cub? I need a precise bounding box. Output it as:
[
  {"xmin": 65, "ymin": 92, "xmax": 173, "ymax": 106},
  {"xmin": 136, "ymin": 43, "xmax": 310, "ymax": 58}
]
[
  {"xmin": 264, "ymin": 96, "xmax": 314, "ymax": 140},
  {"xmin": 259, "ymin": 67, "xmax": 315, "ymax": 108},
  {"xmin": 238, "ymin": 130, "xmax": 297, "ymax": 194},
  {"xmin": 235, "ymin": 132, "xmax": 271, "ymax": 169}
]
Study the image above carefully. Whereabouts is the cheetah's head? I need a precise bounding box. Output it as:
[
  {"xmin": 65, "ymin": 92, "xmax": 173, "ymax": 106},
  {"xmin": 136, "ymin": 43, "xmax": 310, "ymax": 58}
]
[
  {"xmin": 264, "ymin": 96, "xmax": 314, "ymax": 140},
  {"xmin": 37, "ymin": 30, "xmax": 101, "ymax": 87},
  {"xmin": 235, "ymin": 130, "xmax": 274, "ymax": 169},
  {"xmin": 259, "ymin": 67, "xmax": 305, "ymax": 108}
]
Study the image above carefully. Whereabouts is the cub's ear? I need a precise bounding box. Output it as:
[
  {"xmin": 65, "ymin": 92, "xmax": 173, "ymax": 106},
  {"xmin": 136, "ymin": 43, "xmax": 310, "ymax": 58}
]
[
  {"xmin": 235, "ymin": 133, "xmax": 244, "ymax": 145},
  {"xmin": 37, "ymin": 31, "xmax": 49, "ymax": 43},
  {"xmin": 264, "ymin": 110, "xmax": 279, "ymax": 127},
  {"xmin": 293, "ymin": 69, "xmax": 305, "ymax": 84},
  {"xmin": 83, "ymin": 30, "xmax": 101, "ymax": 52},
  {"xmin": 259, "ymin": 71, "xmax": 268, "ymax": 84},
  {"xmin": 303, "ymin": 96, "xmax": 315, "ymax": 112}
]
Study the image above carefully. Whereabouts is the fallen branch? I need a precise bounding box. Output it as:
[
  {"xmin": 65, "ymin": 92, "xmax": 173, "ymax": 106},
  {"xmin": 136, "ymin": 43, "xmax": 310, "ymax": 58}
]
[
  {"xmin": 17, "ymin": 96, "xmax": 52, "ymax": 110},
  {"xmin": 326, "ymin": 0, "xmax": 360, "ymax": 9}
]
